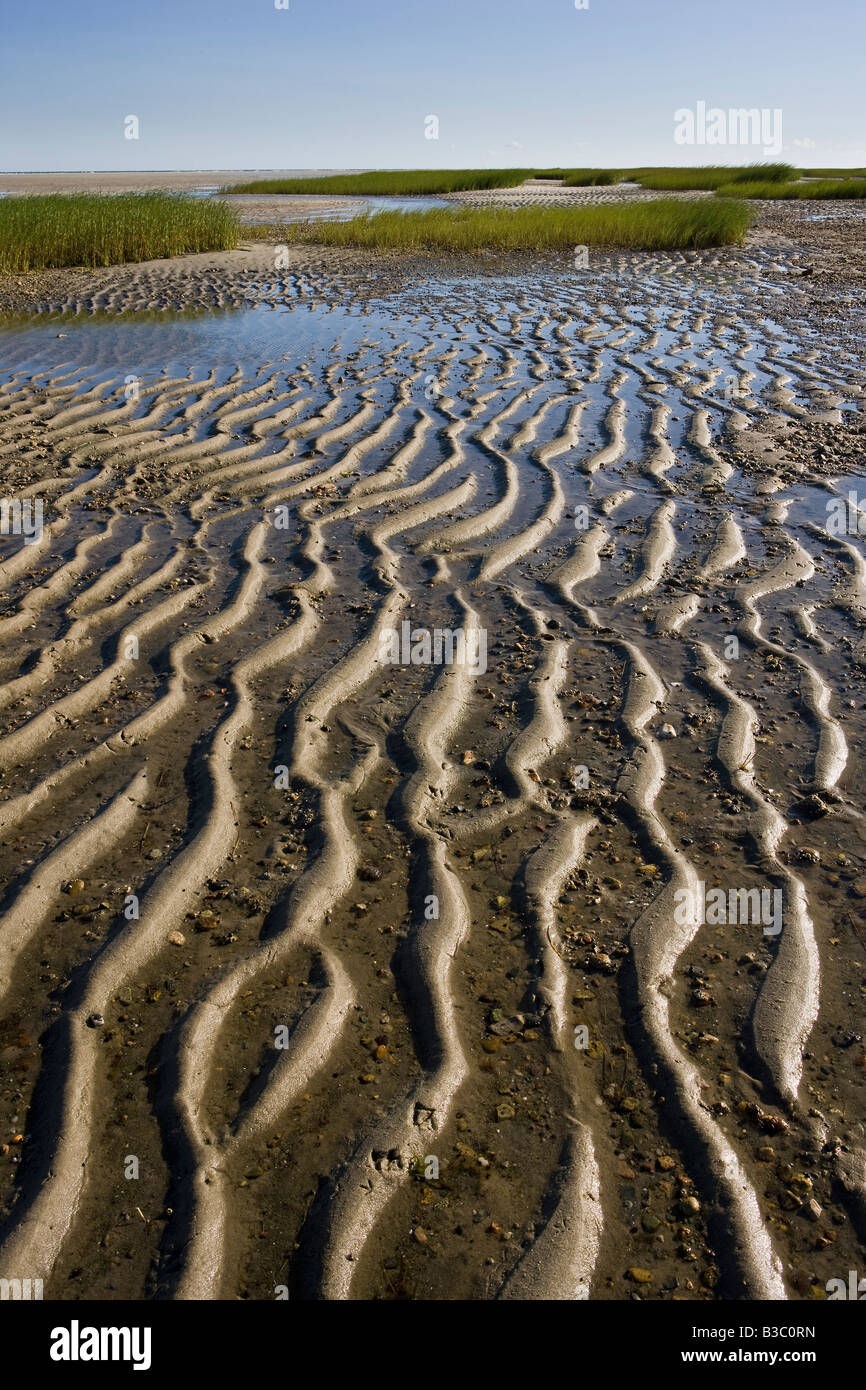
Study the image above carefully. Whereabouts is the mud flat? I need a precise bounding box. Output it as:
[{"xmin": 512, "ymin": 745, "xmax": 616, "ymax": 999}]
[
  {"xmin": 0, "ymin": 170, "xmax": 350, "ymax": 194},
  {"xmin": 0, "ymin": 202, "xmax": 864, "ymax": 1302}
]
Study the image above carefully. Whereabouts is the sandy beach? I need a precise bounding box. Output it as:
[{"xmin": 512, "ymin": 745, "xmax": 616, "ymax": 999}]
[{"xmin": 0, "ymin": 178, "xmax": 865, "ymax": 1306}]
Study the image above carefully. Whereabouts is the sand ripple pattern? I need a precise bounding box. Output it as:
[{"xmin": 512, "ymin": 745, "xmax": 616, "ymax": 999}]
[{"xmin": 0, "ymin": 246, "xmax": 864, "ymax": 1301}]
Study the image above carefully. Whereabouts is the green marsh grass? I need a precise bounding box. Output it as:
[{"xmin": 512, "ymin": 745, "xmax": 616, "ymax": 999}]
[
  {"xmin": 530, "ymin": 166, "xmax": 795, "ymax": 190},
  {"xmin": 715, "ymin": 179, "xmax": 866, "ymax": 199},
  {"xmin": 0, "ymin": 193, "xmax": 240, "ymax": 272},
  {"xmin": 801, "ymin": 168, "xmax": 866, "ymax": 180},
  {"xmin": 282, "ymin": 199, "xmax": 751, "ymax": 254},
  {"xmin": 522, "ymin": 169, "xmax": 622, "ymax": 185},
  {"xmin": 626, "ymin": 164, "xmax": 795, "ymax": 191},
  {"xmin": 223, "ymin": 165, "xmax": 828, "ymax": 201},
  {"xmin": 222, "ymin": 170, "xmax": 533, "ymax": 196},
  {"xmin": 504, "ymin": 168, "xmax": 621, "ymax": 185},
  {"xmin": 727, "ymin": 163, "xmax": 794, "ymax": 184},
  {"xmin": 530, "ymin": 169, "xmax": 621, "ymax": 186},
  {"xmin": 561, "ymin": 170, "xmax": 621, "ymax": 186}
]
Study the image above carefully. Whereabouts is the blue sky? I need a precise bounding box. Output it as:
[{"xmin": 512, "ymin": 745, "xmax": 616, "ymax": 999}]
[{"xmin": 1, "ymin": 0, "xmax": 863, "ymax": 171}]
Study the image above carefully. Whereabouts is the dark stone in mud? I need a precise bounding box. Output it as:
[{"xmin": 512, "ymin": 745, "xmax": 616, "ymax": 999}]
[{"xmin": 793, "ymin": 793, "xmax": 831, "ymax": 820}]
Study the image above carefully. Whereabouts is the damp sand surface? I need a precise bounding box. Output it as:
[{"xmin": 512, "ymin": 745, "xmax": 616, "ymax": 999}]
[{"xmin": 0, "ymin": 208, "xmax": 865, "ymax": 1302}]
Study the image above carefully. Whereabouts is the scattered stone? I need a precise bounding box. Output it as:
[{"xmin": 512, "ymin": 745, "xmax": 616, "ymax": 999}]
[
  {"xmin": 585, "ymin": 949, "xmax": 616, "ymax": 974},
  {"xmin": 794, "ymin": 793, "xmax": 830, "ymax": 820}
]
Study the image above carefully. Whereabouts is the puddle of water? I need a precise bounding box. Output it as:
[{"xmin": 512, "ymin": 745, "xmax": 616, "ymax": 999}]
[
  {"xmin": 0, "ymin": 262, "xmax": 860, "ymax": 423},
  {"xmin": 0, "ymin": 301, "xmax": 379, "ymax": 380},
  {"xmin": 248, "ymin": 194, "xmax": 454, "ymax": 224}
]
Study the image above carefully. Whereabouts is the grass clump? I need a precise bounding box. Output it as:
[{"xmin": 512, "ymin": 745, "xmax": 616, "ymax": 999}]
[
  {"xmin": 716, "ymin": 178, "xmax": 866, "ymax": 199},
  {"xmin": 626, "ymin": 164, "xmax": 795, "ymax": 191},
  {"xmin": 528, "ymin": 168, "xmax": 622, "ymax": 186},
  {"xmin": 801, "ymin": 168, "xmax": 866, "ymax": 179},
  {"xmin": 222, "ymin": 169, "xmax": 532, "ymax": 196},
  {"xmin": 626, "ymin": 167, "xmax": 733, "ymax": 191},
  {"xmin": 0, "ymin": 193, "xmax": 239, "ymax": 272},
  {"xmin": 282, "ymin": 199, "xmax": 751, "ymax": 254},
  {"xmin": 727, "ymin": 163, "xmax": 795, "ymax": 184},
  {"xmin": 562, "ymin": 169, "xmax": 621, "ymax": 186}
]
